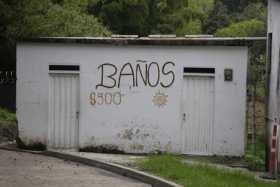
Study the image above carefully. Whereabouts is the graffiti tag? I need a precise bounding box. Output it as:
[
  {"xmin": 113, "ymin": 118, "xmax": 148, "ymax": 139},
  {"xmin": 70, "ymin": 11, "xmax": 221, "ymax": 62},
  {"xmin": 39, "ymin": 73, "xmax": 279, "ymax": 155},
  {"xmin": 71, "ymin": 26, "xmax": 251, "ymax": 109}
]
[
  {"xmin": 90, "ymin": 92, "xmax": 123, "ymax": 106},
  {"xmin": 96, "ymin": 60, "xmax": 175, "ymax": 89}
]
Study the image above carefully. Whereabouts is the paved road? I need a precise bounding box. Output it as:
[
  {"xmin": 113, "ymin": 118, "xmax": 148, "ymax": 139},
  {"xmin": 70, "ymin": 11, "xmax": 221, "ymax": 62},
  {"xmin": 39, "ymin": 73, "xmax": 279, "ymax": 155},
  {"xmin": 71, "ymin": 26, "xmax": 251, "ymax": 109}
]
[{"xmin": 0, "ymin": 149, "xmax": 150, "ymax": 187}]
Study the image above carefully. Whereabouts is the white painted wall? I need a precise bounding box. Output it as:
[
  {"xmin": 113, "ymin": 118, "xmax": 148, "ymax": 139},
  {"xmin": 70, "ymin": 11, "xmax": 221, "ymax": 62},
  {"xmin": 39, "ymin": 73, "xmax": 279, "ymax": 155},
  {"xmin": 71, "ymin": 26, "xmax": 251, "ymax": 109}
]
[
  {"xmin": 268, "ymin": 0, "xmax": 280, "ymax": 163},
  {"xmin": 17, "ymin": 42, "xmax": 248, "ymax": 156}
]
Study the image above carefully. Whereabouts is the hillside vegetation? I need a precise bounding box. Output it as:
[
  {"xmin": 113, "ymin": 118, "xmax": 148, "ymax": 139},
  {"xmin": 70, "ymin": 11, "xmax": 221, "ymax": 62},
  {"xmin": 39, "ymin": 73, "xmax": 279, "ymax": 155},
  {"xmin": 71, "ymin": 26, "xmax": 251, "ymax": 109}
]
[{"xmin": 0, "ymin": 0, "xmax": 267, "ymax": 69}]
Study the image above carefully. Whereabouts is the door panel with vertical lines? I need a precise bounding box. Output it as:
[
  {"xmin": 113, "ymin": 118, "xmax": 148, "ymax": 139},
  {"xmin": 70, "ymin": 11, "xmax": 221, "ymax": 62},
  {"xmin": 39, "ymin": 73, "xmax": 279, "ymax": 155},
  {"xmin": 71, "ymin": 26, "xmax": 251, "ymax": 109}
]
[
  {"xmin": 48, "ymin": 74, "xmax": 79, "ymax": 149},
  {"xmin": 183, "ymin": 76, "xmax": 215, "ymax": 155}
]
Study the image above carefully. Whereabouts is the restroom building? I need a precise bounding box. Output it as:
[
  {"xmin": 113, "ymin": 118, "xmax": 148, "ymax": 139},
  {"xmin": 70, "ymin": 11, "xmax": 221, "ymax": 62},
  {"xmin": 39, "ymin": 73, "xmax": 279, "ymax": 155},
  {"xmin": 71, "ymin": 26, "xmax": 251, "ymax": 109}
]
[{"xmin": 17, "ymin": 37, "xmax": 264, "ymax": 156}]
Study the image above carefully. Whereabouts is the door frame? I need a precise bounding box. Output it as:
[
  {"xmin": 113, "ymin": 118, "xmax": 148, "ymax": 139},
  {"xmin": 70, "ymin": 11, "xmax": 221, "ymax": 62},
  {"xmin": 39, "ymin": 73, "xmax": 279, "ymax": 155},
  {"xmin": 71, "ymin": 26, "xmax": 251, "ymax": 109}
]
[
  {"xmin": 181, "ymin": 73, "xmax": 215, "ymax": 155},
  {"xmin": 47, "ymin": 69, "xmax": 80, "ymax": 150}
]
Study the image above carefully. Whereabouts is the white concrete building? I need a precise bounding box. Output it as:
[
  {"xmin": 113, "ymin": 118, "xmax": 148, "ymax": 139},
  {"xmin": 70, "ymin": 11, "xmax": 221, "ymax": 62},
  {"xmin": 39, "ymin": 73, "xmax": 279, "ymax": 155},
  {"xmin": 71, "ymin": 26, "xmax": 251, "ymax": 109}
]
[
  {"xmin": 268, "ymin": 0, "xmax": 280, "ymax": 166},
  {"xmin": 16, "ymin": 37, "xmax": 263, "ymax": 156}
]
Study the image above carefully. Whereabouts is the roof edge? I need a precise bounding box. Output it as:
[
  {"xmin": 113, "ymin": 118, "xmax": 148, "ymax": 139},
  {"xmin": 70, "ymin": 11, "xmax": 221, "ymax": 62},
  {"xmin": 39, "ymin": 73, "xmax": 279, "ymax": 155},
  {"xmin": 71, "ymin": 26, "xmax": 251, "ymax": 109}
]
[{"xmin": 19, "ymin": 37, "xmax": 267, "ymax": 46}]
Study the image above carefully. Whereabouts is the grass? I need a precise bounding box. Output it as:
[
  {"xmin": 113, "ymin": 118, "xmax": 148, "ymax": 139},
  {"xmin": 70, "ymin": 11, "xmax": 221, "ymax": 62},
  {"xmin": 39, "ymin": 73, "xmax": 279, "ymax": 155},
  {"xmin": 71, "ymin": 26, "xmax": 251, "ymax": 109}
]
[
  {"xmin": 0, "ymin": 107, "xmax": 46, "ymax": 150},
  {"xmin": 245, "ymin": 135, "xmax": 266, "ymax": 171},
  {"xmin": 137, "ymin": 155, "xmax": 280, "ymax": 187},
  {"xmin": 0, "ymin": 107, "xmax": 16, "ymax": 122},
  {"xmin": 0, "ymin": 107, "xmax": 17, "ymax": 142}
]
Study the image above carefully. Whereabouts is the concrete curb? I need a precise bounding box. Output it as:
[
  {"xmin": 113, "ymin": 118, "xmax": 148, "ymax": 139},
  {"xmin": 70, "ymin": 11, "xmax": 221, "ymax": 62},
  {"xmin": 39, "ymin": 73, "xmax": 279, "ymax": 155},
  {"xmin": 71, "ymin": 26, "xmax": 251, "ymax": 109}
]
[
  {"xmin": 0, "ymin": 146, "xmax": 181, "ymax": 187},
  {"xmin": 0, "ymin": 145, "xmax": 44, "ymax": 155}
]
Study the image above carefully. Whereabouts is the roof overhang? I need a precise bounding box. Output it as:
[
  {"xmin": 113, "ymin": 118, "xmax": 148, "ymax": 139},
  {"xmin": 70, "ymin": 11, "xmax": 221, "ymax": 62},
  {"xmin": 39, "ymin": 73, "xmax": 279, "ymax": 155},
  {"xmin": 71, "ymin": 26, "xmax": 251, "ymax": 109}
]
[{"xmin": 19, "ymin": 37, "xmax": 266, "ymax": 47}]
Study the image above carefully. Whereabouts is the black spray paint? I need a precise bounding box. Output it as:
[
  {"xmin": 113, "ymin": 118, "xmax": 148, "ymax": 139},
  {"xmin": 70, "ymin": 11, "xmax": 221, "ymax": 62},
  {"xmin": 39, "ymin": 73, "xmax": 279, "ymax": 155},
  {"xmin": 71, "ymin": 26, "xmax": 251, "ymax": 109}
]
[{"xmin": 96, "ymin": 60, "xmax": 175, "ymax": 89}]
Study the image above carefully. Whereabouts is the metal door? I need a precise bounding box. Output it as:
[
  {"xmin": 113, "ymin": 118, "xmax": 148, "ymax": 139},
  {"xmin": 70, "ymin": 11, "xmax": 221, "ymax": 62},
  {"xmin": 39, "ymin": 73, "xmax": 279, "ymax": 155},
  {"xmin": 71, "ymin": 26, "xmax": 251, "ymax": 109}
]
[
  {"xmin": 182, "ymin": 75, "xmax": 215, "ymax": 155},
  {"xmin": 48, "ymin": 74, "xmax": 79, "ymax": 149}
]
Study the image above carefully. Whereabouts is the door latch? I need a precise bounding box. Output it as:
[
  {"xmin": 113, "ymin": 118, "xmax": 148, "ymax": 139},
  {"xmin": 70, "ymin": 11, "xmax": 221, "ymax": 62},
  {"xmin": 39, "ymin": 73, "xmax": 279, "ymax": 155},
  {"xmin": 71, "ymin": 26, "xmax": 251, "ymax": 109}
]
[
  {"xmin": 76, "ymin": 111, "xmax": 80, "ymax": 119},
  {"xmin": 183, "ymin": 113, "xmax": 186, "ymax": 121}
]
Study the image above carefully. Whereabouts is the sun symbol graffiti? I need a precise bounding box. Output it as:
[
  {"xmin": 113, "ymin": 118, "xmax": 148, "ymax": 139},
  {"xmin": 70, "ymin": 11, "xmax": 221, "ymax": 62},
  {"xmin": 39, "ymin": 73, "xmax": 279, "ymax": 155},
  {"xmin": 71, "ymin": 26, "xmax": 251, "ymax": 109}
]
[{"xmin": 153, "ymin": 91, "xmax": 168, "ymax": 107}]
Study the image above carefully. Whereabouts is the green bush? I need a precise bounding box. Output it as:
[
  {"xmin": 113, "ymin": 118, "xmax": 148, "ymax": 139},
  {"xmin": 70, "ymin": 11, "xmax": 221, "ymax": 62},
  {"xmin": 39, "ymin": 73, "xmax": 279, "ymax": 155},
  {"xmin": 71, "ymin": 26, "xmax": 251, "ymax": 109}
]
[
  {"xmin": 0, "ymin": 108, "xmax": 17, "ymax": 142},
  {"xmin": 245, "ymin": 136, "xmax": 266, "ymax": 171},
  {"xmin": 215, "ymin": 19, "xmax": 265, "ymax": 37},
  {"xmin": 0, "ymin": 108, "xmax": 16, "ymax": 122}
]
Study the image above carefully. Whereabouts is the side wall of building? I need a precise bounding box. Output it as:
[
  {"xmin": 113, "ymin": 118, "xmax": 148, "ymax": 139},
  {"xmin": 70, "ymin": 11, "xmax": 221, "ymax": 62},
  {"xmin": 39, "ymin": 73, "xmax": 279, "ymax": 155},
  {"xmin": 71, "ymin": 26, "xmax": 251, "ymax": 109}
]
[
  {"xmin": 17, "ymin": 43, "xmax": 247, "ymax": 156},
  {"xmin": 268, "ymin": 0, "xmax": 280, "ymax": 163}
]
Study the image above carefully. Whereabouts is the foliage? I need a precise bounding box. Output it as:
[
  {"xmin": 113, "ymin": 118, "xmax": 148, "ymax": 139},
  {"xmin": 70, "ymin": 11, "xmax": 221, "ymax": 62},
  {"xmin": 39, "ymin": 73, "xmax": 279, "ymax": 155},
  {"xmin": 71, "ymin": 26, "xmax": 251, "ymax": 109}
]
[
  {"xmin": 88, "ymin": 0, "xmax": 149, "ymax": 35},
  {"xmin": 247, "ymin": 44, "xmax": 266, "ymax": 94},
  {"xmin": 0, "ymin": 107, "xmax": 16, "ymax": 143},
  {"xmin": 240, "ymin": 2, "xmax": 267, "ymax": 22},
  {"xmin": 88, "ymin": 0, "xmax": 214, "ymax": 35},
  {"xmin": 0, "ymin": 0, "xmax": 110, "ymax": 69},
  {"xmin": 25, "ymin": 4, "xmax": 110, "ymax": 37},
  {"xmin": 245, "ymin": 136, "xmax": 266, "ymax": 171},
  {"xmin": 188, "ymin": 0, "xmax": 214, "ymax": 14},
  {"xmin": 221, "ymin": 0, "xmax": 267, "ymax": 13},
  {"xmin": 0, "ymin": 0, "xmax": 268, "ymax": 68},
  {"xmin": 203, "ymin": 0, "xmax": 230, "ymax": 34},
  {"xmin": 3, "ymin": 0, "xmax": 110, "ymax": 44},
  {"xmin": 175, "ymin": 0, "xmax": 214, "ymax": 35},
  {"xmin": 0, "ymin": 107, "xmax": 16, "ymax": 122},
  {"xmin": 214, "ymin": 19, "xmax": 265, "ymax": 37},
  {"xmin": 137, "ymin": 155, "xmax": 280, "ymax": 187},
  {"xmin": 205, "ymin": 0, "xmax": 267, "ymax": 35},
  {"xmin": 177, "ymin": 19, "xmax": 202, "ymax": 35}
]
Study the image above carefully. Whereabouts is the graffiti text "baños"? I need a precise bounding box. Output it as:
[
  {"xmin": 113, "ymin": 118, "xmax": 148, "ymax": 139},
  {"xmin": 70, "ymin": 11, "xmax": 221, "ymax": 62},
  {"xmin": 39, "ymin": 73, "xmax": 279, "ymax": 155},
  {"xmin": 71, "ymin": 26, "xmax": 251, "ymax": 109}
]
[{"xmin": 96, "ymin": 60, "xmax": 175, "ymax": 89}]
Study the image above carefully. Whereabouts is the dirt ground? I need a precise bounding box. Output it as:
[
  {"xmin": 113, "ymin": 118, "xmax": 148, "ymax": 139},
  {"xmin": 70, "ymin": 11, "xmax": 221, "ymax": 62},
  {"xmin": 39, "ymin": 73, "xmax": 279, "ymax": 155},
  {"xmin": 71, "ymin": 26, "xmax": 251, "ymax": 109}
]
[{"xmin": 0, "ymin": 149, "xmax": 150, "ymax": 187}]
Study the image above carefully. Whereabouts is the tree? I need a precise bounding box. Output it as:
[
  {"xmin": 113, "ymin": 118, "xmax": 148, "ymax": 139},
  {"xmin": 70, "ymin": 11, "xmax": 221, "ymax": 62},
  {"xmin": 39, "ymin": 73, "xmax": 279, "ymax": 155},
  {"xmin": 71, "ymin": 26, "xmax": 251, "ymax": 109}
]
[
  {"xmin": 203, "ymin": 0, "xmax": 230, "ymax": 34},
  {"xmin": 5, "ymin": 0, "xmax": 110, "ymax": 41},
  {"xmin": 188, "ymin": 0, "xmax": 214, "ymax": 17},
  {"xmin": 221, "ymin": 0, "xmax": 241, "ymax": 12},
  {"xmin": 88, "ymin": 0, "xmax": 149, "ymax": 35},
  {"xmin": 0, "ymin": 0, "xmax": 110, "ymax": 69},
  {"xmin": 240, "ymin": 2, "xmax": 267, "ymax": 22},
  {"xmin": 214, "ymin": 19, "xmax": 265, "ymax": 37},
  {"xmin": 176, "ymin": 19, "xmax": 202, "ymax": 35},
  {"xmin": 152, "ymin": 0, "xmax": 214, "ymax": 35},
  {"xmin": 88, "ymin": 0, "xmax": 214, "ymax": 35}
]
